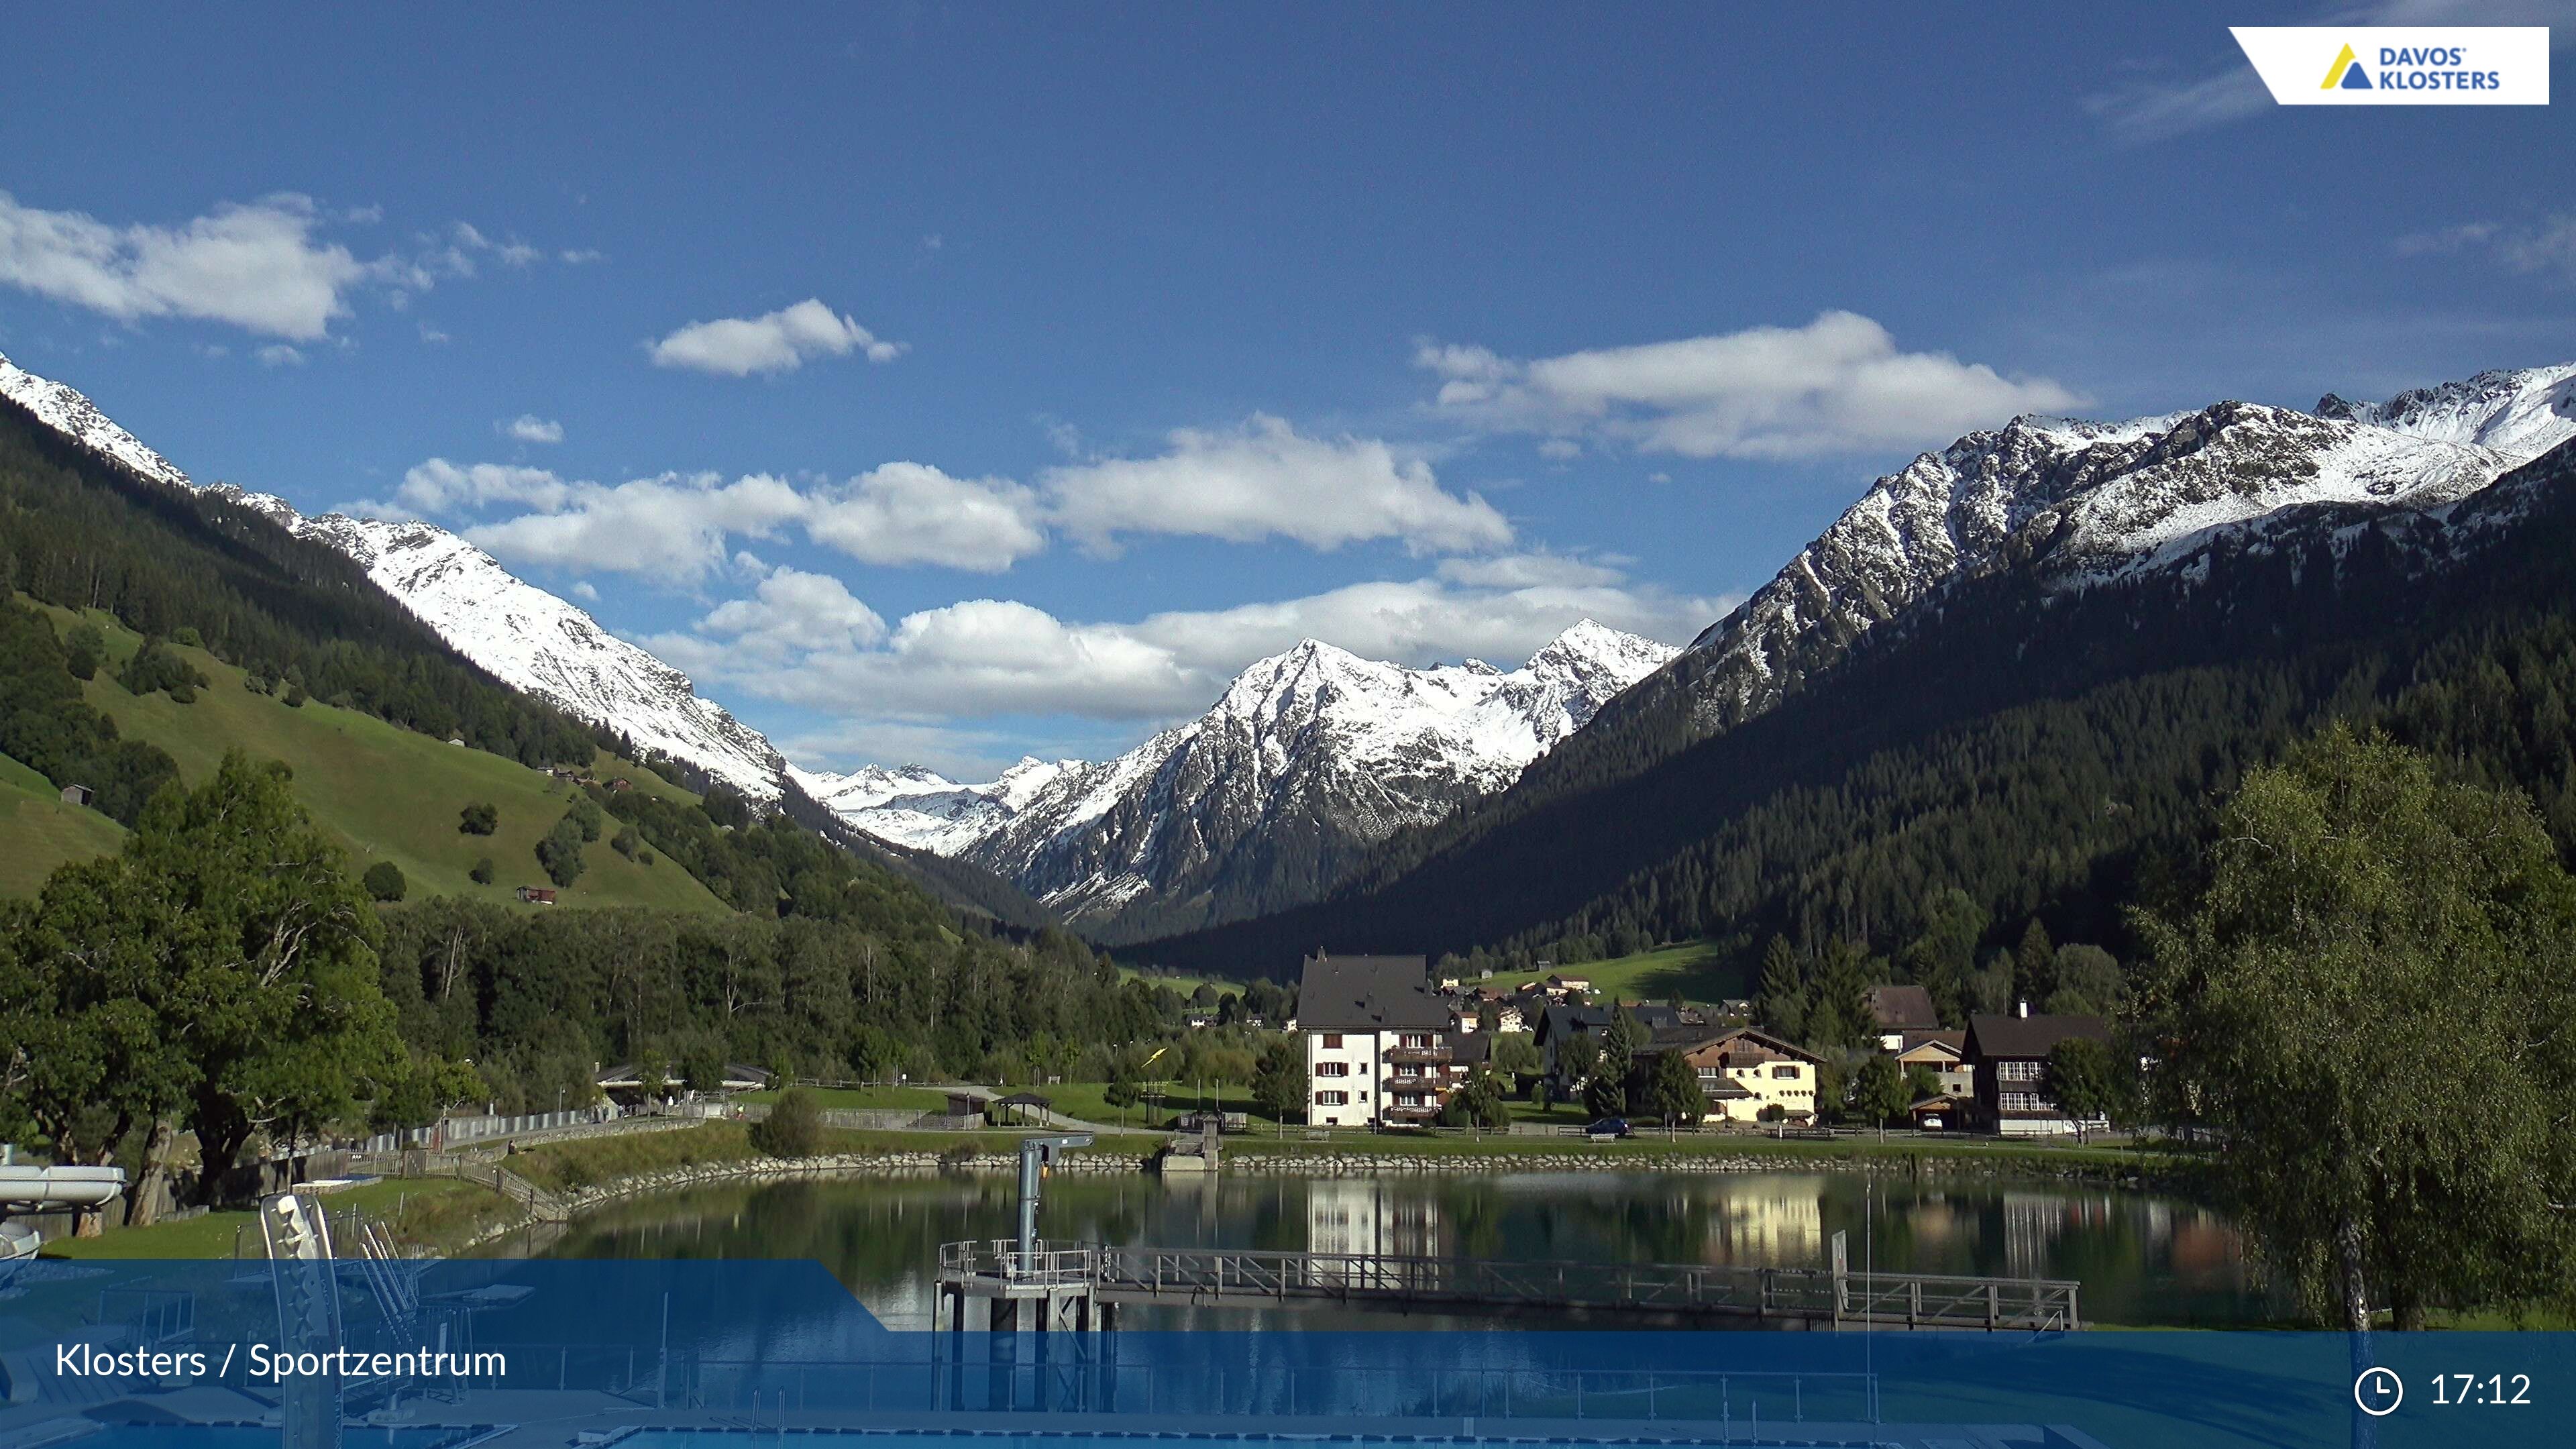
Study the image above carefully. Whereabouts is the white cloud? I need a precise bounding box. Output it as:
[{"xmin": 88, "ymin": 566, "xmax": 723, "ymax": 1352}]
[
  {"xmin": 2402, "ymin": 213, "xmax": 2576, "ymax": 284},
  {"xmin": 2081, "ymin": 67, "xmax": 2272, "ymax": 143},
  {"xmin": 418, "ymin": 322, "xmax": 450, "ymax": 344},
  {"xmin": 466, "ymin": 472, "xmax": 809, "ymax": 578},
  {"xmin": 394, "ymin": 459, "xmax": 574, "ymax": 516},
  {"xmin": 1418, "ymin": 312, "xmax": 2083, "ymax": 460},
  {"xmin": 803, "ymin": 462, "xmax": 1046, "ymax": 572},
  {"xmin": 649, "ymin": 299, "xmax": 906, "ymax": 376},
  {"xmin": 398, "ymin": 457, "xmax": 1040, "ymax": 577},
  {"xmin": 694, "ymin": 567, "xmax": 888, "ymax": 659},
  {"xmin": 501, "ymin": 414, "xmax": 564, "ymax": 444},
  {"xmin": 560, "ymin": 248, "xmax": 603, "ymax": 265},
  {"xmin": 572, "ymin": 581, "xmax": 599, "ymax": 602},
  {"xmin": 0, "ymin": 191, "xmax": 368, "ymax": 340},
  {"xmin": 1045, "ymin": 415, "xmax": 1512, "ymax": 555},
  {"xmin": 661, "ymin": 555, "xmax": 1727, "ymax": 730},
  {"xmin": 255, "ymin": 343, "xmax": 305, "ymax": 367}
]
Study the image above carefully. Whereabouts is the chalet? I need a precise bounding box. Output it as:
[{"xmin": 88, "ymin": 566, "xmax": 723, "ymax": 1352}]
[
  {"xmin": 1894, "ymin": 1030, "xmax": 1974, "ymax": 1097},
  {"xmin": 1545, "ymin": 973, "xmax": 1594, "ymax": 998},
  {"xmin": 515, "ymin": 885, "xmax": 559, "ymax": 906},
  {"xmin": 607, "ymin": 777, "xmax": 633, "ymax": 792},
  {"xmin": 1671, "ymin": 1027, "xmax": 1823, "ymax": 1124},
  {"xmin": 1299, "ymin": 953, "xmax": 1460, "ymax": 1128},
  {"xmin": 1864, "ymin": 985, "xmax": 1941, "ymax": 1049},
  {"xmin": 58, "ymin": 784, "xmax": 94, "ymax": 807},
  {"xmin": 1964, "ymin": 1010, "xmax": 2112, "ymax": 1135},
  {"xmin": 1532, "ymin": 1001, "xmax": 1690, "ymax": 1067}
]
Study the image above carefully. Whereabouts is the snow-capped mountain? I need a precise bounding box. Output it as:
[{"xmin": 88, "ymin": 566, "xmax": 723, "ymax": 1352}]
[
  {"xmin": 1648, "ymin": 364, "xmax": 2576, "ymax": 741},
  {"xmin": 798, "ymin": 620, "xmax": 1678, "ymax": 934},
  {"xmin": 0, "ymin": 352, "xmax": 193, "ymax": 490},
  {"xmin": 0, "ymin": 350, "xmax": 789, "ymax": 800}
]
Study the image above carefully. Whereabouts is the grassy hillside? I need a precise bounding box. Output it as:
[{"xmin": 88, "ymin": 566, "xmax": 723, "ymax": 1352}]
[
  {"xmin": 1489, "ymin": 940, "xmax": 1755, "ymax": 1006},
  {"xmin": 15, "ymin": 601, "xmax": 727, "ymax": 913},
  {"xmin": 0, "ymin": 749, "xmax": 125, "ymax": 896}
]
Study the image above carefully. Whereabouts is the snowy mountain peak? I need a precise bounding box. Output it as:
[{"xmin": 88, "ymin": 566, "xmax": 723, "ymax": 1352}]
[
  {"xmin": 809, "ymin": 622, "xmax": 1678, "ymax": 930},
  {"xmin": 1675, "ymin": 362, "xmax": 2576, "ymax": 739},
  {"xmin": 0, "ymin": 350, "xmax": 193, "ymax": 490},
  {"xmin": 2316, "ymin": 364, "xmax": 2576, "ymax": 462}
]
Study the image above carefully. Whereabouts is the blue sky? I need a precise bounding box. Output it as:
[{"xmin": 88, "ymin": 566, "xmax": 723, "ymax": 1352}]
[{"xmin": 3, "ymin": 2, "xmax": 2570, "ymax": 777}]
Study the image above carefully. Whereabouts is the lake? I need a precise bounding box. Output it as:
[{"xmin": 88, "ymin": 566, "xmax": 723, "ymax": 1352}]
[{"xmin": 508, "ymin": 1167, "xmax": 2275, "ymax": 1328}]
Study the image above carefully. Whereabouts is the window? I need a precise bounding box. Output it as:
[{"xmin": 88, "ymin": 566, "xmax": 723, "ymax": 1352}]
[
  {"xmin": 1998, "ymin": 1060, "xmax": 2043, "ymax": 1083},
  {"xmin": 1400, "ymin": 1033, "xmax": 1432, "ymax": 1049},
  {"xmin": 1697, "ymin": 1066, "xmax": 1720, "ymax": 1080},
  {"xmin": 2000, "ymin": 1091, "xmax": 2053, "ymax": 1113},
  {"xmin": 1770, "ymin": 1065, "xmax": 1800, "ymax": 1079},
  {"xmin": 1322, "ymin": 1033, "xmax": 1343, "ymax": 1049},
  {"xmin": 1314, "ymin": 1061, "xmax": 1349, "ymax": 1077},
  {"xmin": 1358, "ymin": 1091, "xmax": 1368, "ymax": 1103},
  {"xmin": 1394, "ymin": 1063, "xmax": 1424, "ymax": 1078},
  {"xmin": 1315, "ymin": 1091, "xmax": 1348, "ymax": 1107}
]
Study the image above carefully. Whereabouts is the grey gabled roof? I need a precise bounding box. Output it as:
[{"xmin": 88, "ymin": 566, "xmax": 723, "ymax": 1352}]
[
  {"xmin": 1966, "ymin": 1013, "xmax": 2110, "ymax": 1062},
  {"xmin": 1297, "ymin": 953, "xmax": 1449, "ymax": 1031},
  {"xmin": 1864, "ymin": 985, "xmax": 1940, "ymax": 1030}
]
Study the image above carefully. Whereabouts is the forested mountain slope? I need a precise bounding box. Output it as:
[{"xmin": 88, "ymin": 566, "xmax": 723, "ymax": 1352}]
[{"xmin": 1132, "ymin": 389, "xmax": 2576, "ymax": 979}]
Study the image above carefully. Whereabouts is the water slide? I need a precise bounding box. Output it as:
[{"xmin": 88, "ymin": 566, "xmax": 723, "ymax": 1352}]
[{"xmin": 0, "ymin": 1162, "xmax": 130, "ymax": 1262}]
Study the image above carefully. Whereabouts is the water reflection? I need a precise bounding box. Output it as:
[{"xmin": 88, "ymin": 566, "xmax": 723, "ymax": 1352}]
[{"xmin": 517, "ymin": 1169, "xmax": 2277, "ymax": 1329}]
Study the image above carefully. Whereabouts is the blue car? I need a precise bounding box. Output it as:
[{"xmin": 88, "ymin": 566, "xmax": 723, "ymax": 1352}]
[{"xmin": 1585, "ymin": 1117, "xmax": 1632, "ymax": 1140}]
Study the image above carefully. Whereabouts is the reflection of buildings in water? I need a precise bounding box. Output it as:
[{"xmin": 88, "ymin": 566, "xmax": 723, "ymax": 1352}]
[
  {"xmin": 2165, "ymin": 1214, "xmax": 2243, "ymax": 1280},
  {"xmin": 1305, "ymin": 1179, "xmax": 1441, "ymax": 1258},
  {"xmin": 2000, "ymin": 1189, "xmax": 2109, "ymax": 1277},
  {"xmin": 1901, "ymin": 1195, "xmax": 1962, "ymax": 1251},
  {"xmin": 1697, "ymin": 1180, "xmax": 1823, "ymax": 1264}
]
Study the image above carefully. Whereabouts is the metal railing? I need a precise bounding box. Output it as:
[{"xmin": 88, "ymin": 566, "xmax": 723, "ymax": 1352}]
[
  {"xmin": 1087, "ymin": 1244, "xmax": 2079, "ymax": 1330},
  {"xmin": 940, "ymin": 1238, "xmax": 1099, "ymax": 1286}
]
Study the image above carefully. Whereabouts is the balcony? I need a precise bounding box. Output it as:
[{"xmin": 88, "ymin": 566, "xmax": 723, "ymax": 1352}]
[{"xmin": 1383, "ymin": 1044, "xmax": 1453, "ymax": 1065}]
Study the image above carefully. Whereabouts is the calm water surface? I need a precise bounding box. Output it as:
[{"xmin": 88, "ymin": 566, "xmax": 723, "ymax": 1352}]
[{"xmin": 511, "ymin": 1169, "xmax": 2275, "ymax": 1328}]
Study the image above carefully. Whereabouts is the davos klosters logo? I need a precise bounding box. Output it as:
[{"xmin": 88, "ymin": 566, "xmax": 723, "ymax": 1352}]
[{"xmin": 2233, "ymin": 26, "xmax": 2550, "ymax": 105}]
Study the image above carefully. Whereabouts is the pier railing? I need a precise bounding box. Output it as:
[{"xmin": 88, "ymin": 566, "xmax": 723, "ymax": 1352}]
[{"xmin": 1087, "ymin": 1244, "xmax": 2078, "ymax": 1330}]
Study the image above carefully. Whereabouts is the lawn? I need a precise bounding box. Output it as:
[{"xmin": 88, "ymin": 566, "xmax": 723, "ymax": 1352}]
[
  {"xmin": 1042, "ymin": 1079, "xmax": 1270, "ymax": 1130},
  {"xmin": 737, "ymin": 1085, "xmax": 952, "ymax": 1111},
  {"xmin": 42, "ymin": 1177, "xmax": 515, "ymax": 1260},
  {"xmin": 1488, "ymin": 940, "xmax": 1757, "ymax": 1006},
  {"xmin": 0, "ymin": 750, "xmax": 125, "ymax": 896},
  {"xmin": 24, "ymin": 603, "xmax": 728, "ymax": 913},
  {"xmin": 1119, "ymin": 967, "xmax": 1252, "ymax": 999}
]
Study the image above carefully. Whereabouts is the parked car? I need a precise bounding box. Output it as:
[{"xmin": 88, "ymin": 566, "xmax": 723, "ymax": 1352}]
[{"xmin": 1584, "ymin": 1117, "xmax": 1633, "ymax": 1140}]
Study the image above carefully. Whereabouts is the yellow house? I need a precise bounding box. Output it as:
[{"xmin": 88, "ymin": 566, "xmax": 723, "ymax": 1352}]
[{"xmin": 1678, "ymin": 1028, "xmax": 1823, "ymax": 1124}]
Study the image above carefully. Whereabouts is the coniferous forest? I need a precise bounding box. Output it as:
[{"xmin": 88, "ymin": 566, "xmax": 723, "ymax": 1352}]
[{"xmin": 1131, "ymin": 438, "xmax": 2576, "ymax": 983}]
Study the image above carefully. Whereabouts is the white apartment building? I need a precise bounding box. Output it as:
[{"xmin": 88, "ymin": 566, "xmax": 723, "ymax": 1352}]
[{"xmin": 1298, "ymin": 953, "xmax": 1456, "ymax": 1128}]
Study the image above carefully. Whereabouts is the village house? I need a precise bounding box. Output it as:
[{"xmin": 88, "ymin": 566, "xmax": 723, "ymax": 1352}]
[
  {"xmin": 1964, "ymin": 1009, "xmax": 2112, "ymax": 1135},
  {"xmin": 1531, "ymin": 1001, "xmax": 1693, "ymax": 1086},
  {"xmin": 1669, "ymin": 1027, "xmax": 1823, "ymax": 1124},
  {"xmin": 516, "ymin": 885, "xmax": 559, "ymax": 905},
  {"xmin": 1863, "ymin": 984, "xmax": 1942, "ymax": 1051},
  {"xmin": 1299, "ymin": 953, "xmax": 1463, "ymax": 1128},
  {"xmin": 1894, "ymin": 1030, "xmax": 1974, "ymax": 1097}
]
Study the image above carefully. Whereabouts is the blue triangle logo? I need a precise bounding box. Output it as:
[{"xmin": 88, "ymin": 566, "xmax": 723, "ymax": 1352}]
[{"xmin": 2341, "ymin": 62, "xmax": 2373, "ymax": 89}]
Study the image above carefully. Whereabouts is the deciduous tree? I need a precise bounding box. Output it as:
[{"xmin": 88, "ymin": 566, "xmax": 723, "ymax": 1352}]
[{"xmin": 2135, "ymin": 726, "xmax": 2576, "ymax": 1331}]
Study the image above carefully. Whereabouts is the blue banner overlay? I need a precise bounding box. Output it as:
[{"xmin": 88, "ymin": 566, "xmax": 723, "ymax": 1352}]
[{"xmin": 1, "ymin": 1260, "xmax": 2567, "ymax": 1448}]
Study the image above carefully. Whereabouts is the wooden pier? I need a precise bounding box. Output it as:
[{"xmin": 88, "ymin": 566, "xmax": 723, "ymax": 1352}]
[{"xmin": 941, "ymin": 1240, "xmax": 2079, "ymax": 1332}]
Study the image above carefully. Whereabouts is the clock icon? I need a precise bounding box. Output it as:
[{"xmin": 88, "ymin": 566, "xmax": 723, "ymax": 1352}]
[{"xmin": 2355, "ymin": 1367, "xmax": 2404, "ymax": 1417}]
